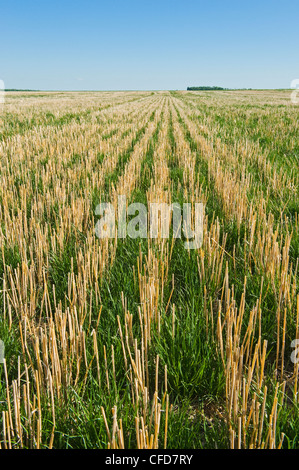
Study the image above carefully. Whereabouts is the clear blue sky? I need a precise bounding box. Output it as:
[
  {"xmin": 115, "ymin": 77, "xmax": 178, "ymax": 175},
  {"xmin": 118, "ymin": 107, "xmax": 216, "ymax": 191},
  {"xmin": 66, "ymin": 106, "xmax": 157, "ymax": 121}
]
[{"xmin": 1, "ymin": 0, "xmax": 299, "ymax": 90}]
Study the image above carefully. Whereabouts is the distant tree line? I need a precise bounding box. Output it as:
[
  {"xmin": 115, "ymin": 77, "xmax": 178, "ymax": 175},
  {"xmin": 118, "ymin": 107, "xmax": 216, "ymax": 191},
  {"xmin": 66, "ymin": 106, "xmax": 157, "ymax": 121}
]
[
  {"xmin": 4, "ymin": 89, "xmax": 39, "ymax": 92},
  {"xmin": 187, "ymin": 86, "xmax": 227, "ymax": 91}
]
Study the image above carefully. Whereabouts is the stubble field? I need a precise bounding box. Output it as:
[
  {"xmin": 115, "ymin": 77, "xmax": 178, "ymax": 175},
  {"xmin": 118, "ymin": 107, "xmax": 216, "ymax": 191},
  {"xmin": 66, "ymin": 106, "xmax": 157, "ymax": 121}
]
[{"xmin": 0, "ymin": 89, "xmax": 298, "ymax": 449}]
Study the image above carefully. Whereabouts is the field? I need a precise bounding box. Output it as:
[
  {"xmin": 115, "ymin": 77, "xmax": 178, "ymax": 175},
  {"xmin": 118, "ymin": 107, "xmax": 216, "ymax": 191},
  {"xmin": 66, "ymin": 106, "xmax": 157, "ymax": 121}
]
[{"xmin": 0, "ymin": 89, "xmax": 298, "ymax": 449}]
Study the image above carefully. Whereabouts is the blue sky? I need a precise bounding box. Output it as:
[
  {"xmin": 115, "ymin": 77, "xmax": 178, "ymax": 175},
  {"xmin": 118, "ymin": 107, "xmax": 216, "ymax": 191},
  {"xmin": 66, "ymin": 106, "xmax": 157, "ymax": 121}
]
[{"xmin": 1, "ymin": 0, "xmax": 299, "ymax": 90}]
